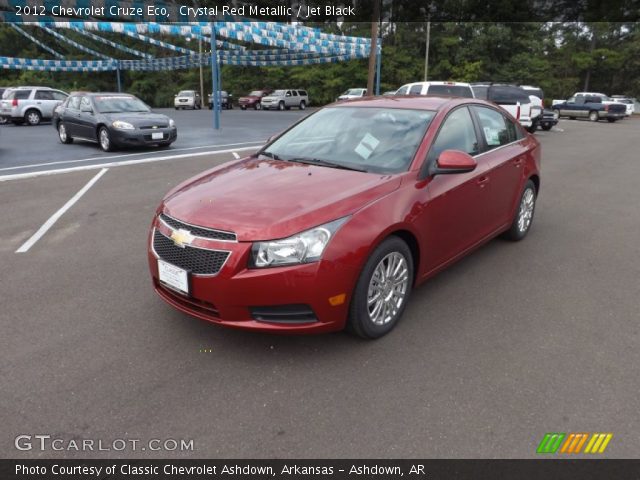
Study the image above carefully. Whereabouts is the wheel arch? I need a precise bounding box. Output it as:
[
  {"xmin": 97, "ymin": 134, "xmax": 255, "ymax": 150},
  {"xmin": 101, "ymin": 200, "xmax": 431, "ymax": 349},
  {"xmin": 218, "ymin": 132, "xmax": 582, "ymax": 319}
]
[
  {"xmin": 528, "ymin": 174, "xmax": 540, "ymax": 194},
  {"xmin": 388, "ymin": 229, "xmax": 420, "ymax": 285}
]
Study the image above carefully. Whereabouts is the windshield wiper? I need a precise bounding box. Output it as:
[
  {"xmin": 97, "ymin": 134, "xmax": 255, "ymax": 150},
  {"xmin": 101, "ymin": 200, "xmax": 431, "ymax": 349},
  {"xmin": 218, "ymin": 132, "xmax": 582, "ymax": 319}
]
[
  {"xmin": 259, "ymin": 150, "xmax": 282, "ymax": 160},
  {"xmin": 287, "ymin": 157, "xmax": 368, "ymax": 172}
]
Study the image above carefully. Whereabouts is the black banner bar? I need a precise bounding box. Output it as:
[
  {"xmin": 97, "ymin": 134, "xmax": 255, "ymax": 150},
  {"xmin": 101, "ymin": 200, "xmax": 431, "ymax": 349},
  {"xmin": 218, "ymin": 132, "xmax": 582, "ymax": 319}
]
[{"xmin": 2, "ymin": 459, "xmax": 640, "ymax": 480}]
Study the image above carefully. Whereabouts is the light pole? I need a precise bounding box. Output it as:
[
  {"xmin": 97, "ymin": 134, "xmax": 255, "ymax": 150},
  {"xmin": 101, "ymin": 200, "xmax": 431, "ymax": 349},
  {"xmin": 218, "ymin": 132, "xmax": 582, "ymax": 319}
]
[
  {"xmin": 199, "ymin": 38, "xmax": 205, "ymax": 105},
  {"xmin": 424, "ymin": 16, "xmax": 431, "ymax": 81}
]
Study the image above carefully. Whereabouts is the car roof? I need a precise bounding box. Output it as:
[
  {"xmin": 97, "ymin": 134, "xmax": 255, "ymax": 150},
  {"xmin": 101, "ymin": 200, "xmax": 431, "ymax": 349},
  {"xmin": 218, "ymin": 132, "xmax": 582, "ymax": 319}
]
[{"xmin": 330, "ymin": 95, "xmax": 490, "ymax": 111}]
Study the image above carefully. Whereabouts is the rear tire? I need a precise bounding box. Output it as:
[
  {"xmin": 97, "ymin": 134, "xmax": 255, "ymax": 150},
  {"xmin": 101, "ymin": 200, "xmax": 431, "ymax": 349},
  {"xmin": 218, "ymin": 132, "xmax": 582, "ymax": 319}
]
[
  {"xmin": 541, "ymin": 123, "xmax": 552, "ymax": 131},
  {"xmin": 278, "ymin": 101, "xmax": 285, "ymax": 111},
  {"xmin": 552, "ymin": 109, "xmax": 560, "ymax": 119},
  {"xmin": 25, "ymin": 109, "xmax": 41, "ymax": 126},
  {"xmin": 607, "ymin": 118, "xmax": 617, "ymax": 123},
  {"xmin": 241, "ymin": 105, "xmax": 246, "ymax": 110},
  {"xmin": 503, "ymin": 180, "xmax": 537, "ymax": 241},
  {"xmin": 255, "ymin": 103, "xmax": 262, "ymax": 110},
  {"xmin": 589, "ymin": 111, "xmax": 599, "ymax": 122},
  {"xmin": 347, "ymin": 236, "xmax": 413, "ymax": 339},
  {"xmin": 299, "ymin": 101, "xmax": 306, "ymax": 110},
  {"xmin": 58, "ymin": 122, "xmax": 73, "ymax": 144},
  {"xmin": 0, "ymin": 116, "xmax": 7, "ymax": 125}
]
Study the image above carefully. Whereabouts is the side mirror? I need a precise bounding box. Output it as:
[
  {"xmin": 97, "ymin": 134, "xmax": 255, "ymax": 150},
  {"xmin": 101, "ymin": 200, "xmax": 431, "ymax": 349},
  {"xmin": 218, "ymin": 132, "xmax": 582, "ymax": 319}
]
[{"xmin": 432, "ymin": 150, "xmax": 477, "ymax": 175}]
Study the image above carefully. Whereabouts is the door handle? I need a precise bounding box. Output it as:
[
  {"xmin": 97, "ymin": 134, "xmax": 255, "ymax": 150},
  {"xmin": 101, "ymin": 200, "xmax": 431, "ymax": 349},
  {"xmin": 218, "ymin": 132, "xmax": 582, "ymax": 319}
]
[{"xmin": 477, "ymin": 176, "xmax": 490, "ymax": 187}]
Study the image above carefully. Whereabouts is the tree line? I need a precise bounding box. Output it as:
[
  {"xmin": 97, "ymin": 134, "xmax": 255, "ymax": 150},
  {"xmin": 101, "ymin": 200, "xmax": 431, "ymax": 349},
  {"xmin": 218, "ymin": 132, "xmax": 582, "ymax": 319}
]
[{"xmin": 1, "ymin": 20, "xmax": 638, "ymax": 107}]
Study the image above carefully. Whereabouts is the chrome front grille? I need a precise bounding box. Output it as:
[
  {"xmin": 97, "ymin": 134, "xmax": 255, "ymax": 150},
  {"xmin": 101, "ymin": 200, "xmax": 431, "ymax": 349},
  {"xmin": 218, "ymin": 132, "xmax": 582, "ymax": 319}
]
[
  {"xmin": 153, "ymin": 230, "xmax": 229, "ymax": 275},
  {"xmin": 159, "ymin": 213, "xmax": 236, "ymax": 242}
]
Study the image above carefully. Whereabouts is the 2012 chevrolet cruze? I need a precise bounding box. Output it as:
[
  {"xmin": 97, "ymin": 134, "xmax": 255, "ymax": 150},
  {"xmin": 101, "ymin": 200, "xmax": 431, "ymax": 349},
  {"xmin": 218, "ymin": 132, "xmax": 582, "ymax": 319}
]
[{"xmin": 148, "ymin": 96, "xmax": 540, "ymax": 338}]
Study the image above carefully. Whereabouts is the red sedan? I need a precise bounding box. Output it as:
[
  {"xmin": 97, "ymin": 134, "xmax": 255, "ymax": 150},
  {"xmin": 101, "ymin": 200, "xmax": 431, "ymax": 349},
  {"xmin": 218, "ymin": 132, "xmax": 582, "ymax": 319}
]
[{"xmin": 148, "ymin": 96, "xmax": 540, "ymax": 338}]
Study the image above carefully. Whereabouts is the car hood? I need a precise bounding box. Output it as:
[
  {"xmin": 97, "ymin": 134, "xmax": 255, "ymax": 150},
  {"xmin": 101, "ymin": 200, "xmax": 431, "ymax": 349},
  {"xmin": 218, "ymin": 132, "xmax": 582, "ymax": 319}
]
[
  {"xmin": 261, "ymin": 96, "xmax": 282, "ymax": 101},
  {"xmin": 162, "ymin": 157, "xmax": 401, "ymax": 241},
  {"xmin": 239, "ymin": 96, "xmax": 260, "ymax": 102},
  {"xmin": 103, "ymin": 112, "xmax": 171, "ymax": 127}
]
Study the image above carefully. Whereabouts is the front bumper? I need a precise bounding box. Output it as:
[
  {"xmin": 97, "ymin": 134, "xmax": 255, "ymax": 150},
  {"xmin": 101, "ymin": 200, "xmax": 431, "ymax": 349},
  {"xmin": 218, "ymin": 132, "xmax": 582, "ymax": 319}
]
[
  {"xmin": 147, "ymin": 217, "xmax": 359, "ymax": 334},
  {"xmin": 111, "ymin": 127, "xmax": 177, "ymax": 147}
]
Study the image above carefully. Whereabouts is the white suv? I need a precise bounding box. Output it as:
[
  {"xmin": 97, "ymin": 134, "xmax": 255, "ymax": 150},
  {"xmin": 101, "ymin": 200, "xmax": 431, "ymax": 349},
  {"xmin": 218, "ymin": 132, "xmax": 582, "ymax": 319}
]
[
  {"xmin": 0, "ymin": 86, "xmax": 68, "ymax": 125},
  {"xmin": 472, "ymin": 84, "xmax": 542, "ymax": 132},
  {"xmin": 395, "ymin": 81, "xmax": 475, "ymax": 98}
]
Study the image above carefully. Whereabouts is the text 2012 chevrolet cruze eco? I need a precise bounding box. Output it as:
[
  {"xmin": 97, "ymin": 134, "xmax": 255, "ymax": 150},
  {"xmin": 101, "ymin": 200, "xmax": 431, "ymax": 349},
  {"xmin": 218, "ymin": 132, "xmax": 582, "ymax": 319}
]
[{"xmin": 148, "ymin": 96, "xmax": 540, "ymax": 339}]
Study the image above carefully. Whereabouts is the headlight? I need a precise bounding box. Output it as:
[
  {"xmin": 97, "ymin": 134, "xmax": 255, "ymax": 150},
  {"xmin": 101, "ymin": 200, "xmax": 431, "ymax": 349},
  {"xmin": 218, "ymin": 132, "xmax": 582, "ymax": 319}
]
[
  {"xmin": 169, "ymin": 119, "xmax": 176, "ymax": 128},
  {"xmin": 112, "ymin": 120, "xmax": 134, "ymax": 130},
  {"xmin": 251, "ymin": 217, "xmax": 348, "ymax": 268}
]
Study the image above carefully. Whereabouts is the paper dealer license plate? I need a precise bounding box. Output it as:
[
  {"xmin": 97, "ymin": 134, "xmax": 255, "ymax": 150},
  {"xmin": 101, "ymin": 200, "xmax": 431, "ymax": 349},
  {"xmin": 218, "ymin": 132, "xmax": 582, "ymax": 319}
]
[{"xmin": 158, "ymin": 259, "xmax": 189, "ymax": 294}]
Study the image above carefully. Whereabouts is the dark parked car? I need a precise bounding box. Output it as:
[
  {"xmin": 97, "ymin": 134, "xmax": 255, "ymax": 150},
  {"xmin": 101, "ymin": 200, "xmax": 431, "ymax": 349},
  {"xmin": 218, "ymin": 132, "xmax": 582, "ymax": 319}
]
[
  {"xmin": 208, "ymin": 91, "xmax": 232, "ymax": 110},
  {"xmin": 238, "ymin": 89, "xmax": 271, "ymax": 110},
  {"xmin": 552, "ymin": 95, "xmax": 626, "ymax": 122},
  {"xmin": 148, "ymin": 96, "xmax": 541, "ymax": 339},
  {"xmin": 53, "ymin": 93, "xmax": 177, "ymax": 152}
]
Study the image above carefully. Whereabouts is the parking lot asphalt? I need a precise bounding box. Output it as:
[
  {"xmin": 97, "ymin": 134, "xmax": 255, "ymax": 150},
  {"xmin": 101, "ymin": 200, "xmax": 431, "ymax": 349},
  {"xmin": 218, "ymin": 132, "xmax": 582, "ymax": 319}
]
[
  {"xmin": 1, "ymin": 117, "xmax": 639, "ymax": 459},
  {"xmin": 0, "ymin": 107, "xmax": 311, "ymax": 176}
]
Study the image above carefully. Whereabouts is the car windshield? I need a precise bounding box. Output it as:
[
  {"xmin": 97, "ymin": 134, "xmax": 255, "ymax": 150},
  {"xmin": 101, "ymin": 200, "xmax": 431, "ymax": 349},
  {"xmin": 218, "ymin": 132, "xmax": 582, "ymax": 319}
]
[
  {"xmin": 248, "ymin": 91, "xmax": 263, "ymax": 96},
  {"xmin": 94, "ymin": 96, "xmax": 150, "ymax": 113},
  {"xmin": 273, "ymin": 90, "xmax": 286, "ymax": 96},
  {"xmin": 262, "ymin": 107, "xmax": 435, "ymax": 174},
  {"xmin": 344, "ymin": 89, "xmax": 364, "ymax": 95},
  {"xmin": 178, "ymin": 91, "xmax": 193, "ymax": 96}
]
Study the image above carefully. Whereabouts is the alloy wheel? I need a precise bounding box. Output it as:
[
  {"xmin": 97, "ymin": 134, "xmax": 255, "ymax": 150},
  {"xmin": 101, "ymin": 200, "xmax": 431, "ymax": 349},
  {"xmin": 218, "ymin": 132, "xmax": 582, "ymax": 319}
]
[
  {"xmin": 517, "ymin": 187, "xmax": 535, "ymax": 233},
  {"xmin": 367, "ymin": 252, "xmax": 410, "ymax": 326},
  {"xmin": 99, "ymin": 129, "xmax": 110, "ymax": 151},
  {"xmin": 58, "ymin": 124, "xmax": 67, "ymax": 142},
  {"xmin": 27, "ymin": 111, "xmax": 41, "ymax": 125}
]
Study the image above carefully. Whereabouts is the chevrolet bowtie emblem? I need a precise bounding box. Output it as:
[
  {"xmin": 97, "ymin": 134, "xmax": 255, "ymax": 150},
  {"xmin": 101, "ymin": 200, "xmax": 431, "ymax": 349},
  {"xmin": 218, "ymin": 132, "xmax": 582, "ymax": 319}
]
[
  {"xmin": 170, "ymin": 228, "xmax": 195, "ymax": 248},
  {"xmin": 152, "ymin": 125, "xmax": 158, "ymax": 129}
]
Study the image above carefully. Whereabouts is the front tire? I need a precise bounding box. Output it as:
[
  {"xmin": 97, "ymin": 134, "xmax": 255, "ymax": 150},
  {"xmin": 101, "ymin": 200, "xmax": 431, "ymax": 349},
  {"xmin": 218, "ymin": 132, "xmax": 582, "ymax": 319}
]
[
  {"xmin": 255, "ymin": 103, "xmax": 262, "ymax": 110},
  {"xmin": 541, "ymin": 123, "xmax": 552, "ymax": 131},
  {"xmin": 25, "ymin": 109, "xmax": 41, "ymax": 126},
  {"xmin": 503, "ymin": 180, "xmax": 537, "ymax": 241},
  {"xmin": 348, "ymin": 237, "xmax": 413, "ymax": 339},
  {"xmin": 58, "ymin": 122, "xmax": 73, "ymax": 144},
  {"xmin": 98, "ymin": 127, "xmax": 114, "ymax": 152},
  {"xmin": 607, "ymin": 118, "xmax": 617, "ymax": 123}
]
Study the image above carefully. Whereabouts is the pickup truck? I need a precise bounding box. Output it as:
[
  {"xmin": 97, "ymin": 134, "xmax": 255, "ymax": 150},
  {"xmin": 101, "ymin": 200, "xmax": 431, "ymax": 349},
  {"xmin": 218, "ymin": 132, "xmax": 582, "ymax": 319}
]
[{"xmin": 552, "ymin": 94, "xmax": 626, "ymax": 122}]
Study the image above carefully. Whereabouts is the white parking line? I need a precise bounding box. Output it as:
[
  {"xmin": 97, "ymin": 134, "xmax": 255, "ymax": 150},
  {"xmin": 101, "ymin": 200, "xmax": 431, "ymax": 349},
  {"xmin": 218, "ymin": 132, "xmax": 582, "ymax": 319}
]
[
  {"xmin": 15, "ymin": 168, "xmax": 109, "ymax": 253},
  {"xmin": 232, "ymin": 152, "xmax": 240, "ymax": 159},
  {"xmin": 0, "ymin": 145, "xmax": 262, "ymax": 182},
  {"xmin": 0, "ymin": 141, "xmax": 264, "ymax": 173}
]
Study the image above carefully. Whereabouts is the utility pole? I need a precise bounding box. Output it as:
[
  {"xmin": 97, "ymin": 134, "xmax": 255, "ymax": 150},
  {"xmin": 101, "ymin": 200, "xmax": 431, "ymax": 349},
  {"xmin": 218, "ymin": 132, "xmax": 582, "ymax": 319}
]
[
  {"xmin": 199, "ymin": 38, "xmax": 205, "ymax": 105},
  {"xmin": 424, "ymin": 16, "xmax": 431, "ymax": 81},
  {"xmin": 367, "ymin": 0, "xmax": 380, "ymax": 96}
]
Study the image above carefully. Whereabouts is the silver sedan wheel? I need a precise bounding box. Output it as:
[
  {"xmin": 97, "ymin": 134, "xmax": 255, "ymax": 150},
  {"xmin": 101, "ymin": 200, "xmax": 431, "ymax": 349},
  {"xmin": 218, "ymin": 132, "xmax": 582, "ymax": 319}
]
[
  {"xmin": 58, "ymin": 123, "xmax": 67, "ymax": 142},
  {"xmin": 367, "ymin": 252, "xmax": 409, "ymax": 326},
  {"xmin": 99, "ymin": 129, "xmax": 110, "ymax": 151},
  {"xmin": 517, "ymin": 187, "xmax": 535, "ymax": 233}
]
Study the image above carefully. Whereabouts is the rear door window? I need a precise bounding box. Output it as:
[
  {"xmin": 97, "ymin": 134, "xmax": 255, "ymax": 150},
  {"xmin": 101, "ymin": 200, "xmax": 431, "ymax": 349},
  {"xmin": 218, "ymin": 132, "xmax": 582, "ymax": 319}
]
[
  {"xmin": 68, "ymin": 96, "xmax": 81, "ymax": 110},
  {"xmin": 35, "ymin": 90, "xmax": 55, "ymax": 100}
]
